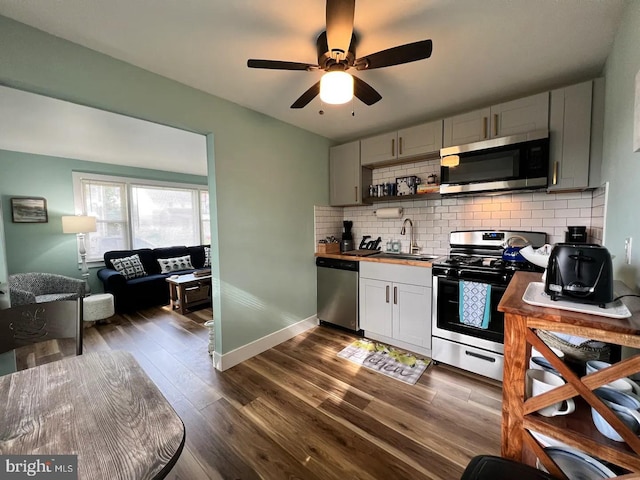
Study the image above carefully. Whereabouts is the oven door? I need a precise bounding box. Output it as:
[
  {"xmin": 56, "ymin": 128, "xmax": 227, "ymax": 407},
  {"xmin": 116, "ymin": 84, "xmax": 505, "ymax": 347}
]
[{"xmin": 432, "ymin": 274, "xmax": 506, "ymax": 354}]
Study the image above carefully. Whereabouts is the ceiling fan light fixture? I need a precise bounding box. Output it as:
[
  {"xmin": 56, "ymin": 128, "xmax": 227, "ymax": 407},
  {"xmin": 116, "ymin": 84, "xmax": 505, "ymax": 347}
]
[
  {"xmin": 441, "ymin": 155, "xmax": 460, "ymax": 167},
  {"xmin": 320, "ymin": 71, "xmax": 353, "ymax": 104}
]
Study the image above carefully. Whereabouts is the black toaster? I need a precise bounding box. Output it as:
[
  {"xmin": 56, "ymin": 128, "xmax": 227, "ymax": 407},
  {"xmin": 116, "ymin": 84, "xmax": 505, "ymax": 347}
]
[{"xmin": 544, "ymin": 243, "xmax": 614, "ymax": 307}]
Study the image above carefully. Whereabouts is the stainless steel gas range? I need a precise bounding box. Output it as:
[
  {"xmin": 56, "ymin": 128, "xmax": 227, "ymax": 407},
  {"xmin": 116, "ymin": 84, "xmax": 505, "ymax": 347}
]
[{"xmin": 431, "ymin": 230, "xmax": 546, "ymax": 381}]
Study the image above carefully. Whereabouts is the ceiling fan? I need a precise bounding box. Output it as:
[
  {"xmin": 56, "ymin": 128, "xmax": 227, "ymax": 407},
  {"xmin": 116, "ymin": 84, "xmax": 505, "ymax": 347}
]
[{"xmin": 247, "ymin": 0, "xmax": 433, "ymax": 109}]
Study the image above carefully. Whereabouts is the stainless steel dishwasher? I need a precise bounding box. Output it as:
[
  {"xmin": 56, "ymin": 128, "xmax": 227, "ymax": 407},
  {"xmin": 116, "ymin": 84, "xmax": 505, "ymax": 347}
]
[{"xmin": 316, "ymin": 257, "xmax": 359, "ymax": 332}]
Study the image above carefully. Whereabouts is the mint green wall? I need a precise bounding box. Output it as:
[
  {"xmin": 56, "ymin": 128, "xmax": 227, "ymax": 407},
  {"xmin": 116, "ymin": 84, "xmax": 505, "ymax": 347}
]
[
  {"xmin": 0, "ymin": 149, "xmax": 206, "ymax": 292},
  {"xmin": 0, "ymin": 201, "xmax": 6, "ymax": 283},
  {"xmin": 601, "ymin": 1, "xmax": 640, "ymax": 289},
  {"xmin": 0, "ymin": 16, "xmax": 331, "ymax": 355}
]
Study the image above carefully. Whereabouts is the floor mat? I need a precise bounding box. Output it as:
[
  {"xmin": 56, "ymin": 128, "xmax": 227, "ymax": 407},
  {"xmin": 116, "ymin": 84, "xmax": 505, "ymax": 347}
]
[{"xmin": 337, "ymin": 338, "xmax": 430, "ymax": 385}]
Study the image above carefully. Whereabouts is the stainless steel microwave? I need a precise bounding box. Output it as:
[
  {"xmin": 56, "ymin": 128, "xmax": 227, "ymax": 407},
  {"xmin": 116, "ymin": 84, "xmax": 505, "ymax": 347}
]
[{"xmin": 439, "ymin": 130, "xmax": 549, "ymax": 195}]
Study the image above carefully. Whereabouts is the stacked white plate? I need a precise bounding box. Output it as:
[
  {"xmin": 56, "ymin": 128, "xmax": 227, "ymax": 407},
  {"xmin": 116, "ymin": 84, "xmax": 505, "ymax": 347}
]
[{"xmin": 535, "ymin": 444, "xmax": 616, "ymax": 479}]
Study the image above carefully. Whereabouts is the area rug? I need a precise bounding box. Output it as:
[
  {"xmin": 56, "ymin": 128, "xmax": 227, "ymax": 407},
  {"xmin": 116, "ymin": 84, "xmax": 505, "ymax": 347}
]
[{"xmin": 337, "ymin": 339, "xmax": 431, "ymax": 385}]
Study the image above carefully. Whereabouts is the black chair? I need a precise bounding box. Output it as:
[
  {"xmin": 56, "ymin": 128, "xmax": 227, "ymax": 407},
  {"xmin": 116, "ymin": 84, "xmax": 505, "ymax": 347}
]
[
  {"xmin": 0, "ymin": 298, "xmax": 83, "ymax": 359},
  {"xmin": 461, "ymin": 455, "xmax": 559, "ymax": 480}
]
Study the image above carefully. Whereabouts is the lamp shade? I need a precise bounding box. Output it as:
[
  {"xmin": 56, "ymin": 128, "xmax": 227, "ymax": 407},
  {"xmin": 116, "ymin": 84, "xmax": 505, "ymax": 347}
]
[
  {"xmin": 62, "ymin": 215, "xmax": 97, "ymax": 234},
  {"xmin": 320, "ymin": 71, "xmax": 354, "ymax": 105}
]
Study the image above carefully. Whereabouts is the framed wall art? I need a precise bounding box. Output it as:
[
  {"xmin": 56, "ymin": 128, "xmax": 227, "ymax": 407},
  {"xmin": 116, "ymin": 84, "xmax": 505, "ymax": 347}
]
[{"xmin": 10, "ymin": 197, "xmax": 48, "ymax": 223}]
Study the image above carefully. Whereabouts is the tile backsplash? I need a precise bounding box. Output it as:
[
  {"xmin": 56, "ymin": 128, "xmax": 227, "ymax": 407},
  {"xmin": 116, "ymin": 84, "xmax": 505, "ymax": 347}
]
[{"xmin": 315, "ymin": 177, "xmax": 608, "ymax": 255}]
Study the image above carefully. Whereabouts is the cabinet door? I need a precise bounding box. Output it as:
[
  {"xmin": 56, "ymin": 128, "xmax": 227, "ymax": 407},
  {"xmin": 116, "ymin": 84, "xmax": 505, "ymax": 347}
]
[
  {"xmin": 359, "ymin": 278, "xmax": 393, "ymax": 337},
  {"xmin": 443, "ymin": 107, "xmax": 491, "ymax": 147},
  {"xmin": 392, "ymin": 283, "xmax": 431, "ymax": 348},
  {"xmin": 548, "ymin": 81, "xmax": 592, "ymax": 191},
  {"xmin": 329, "ymin": 141, "xmax": 361, "ymax": 206},
  {"xmin": 360, "ymin": 132, "xmax": 397, "ymax": 166},
  {"xmin": 398, "ymin": 120, "xmax": 443, "ymax": 159},
  {"xmin": 491, "ymin": 92, "xmax": 549, "ymax": 138}
]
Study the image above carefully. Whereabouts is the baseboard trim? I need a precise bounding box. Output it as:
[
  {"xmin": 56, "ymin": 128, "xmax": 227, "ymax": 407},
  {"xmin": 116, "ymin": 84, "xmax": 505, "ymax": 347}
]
[{"xmin": 212, "ymin": 315, "xmax": 318, "ymax": 371}]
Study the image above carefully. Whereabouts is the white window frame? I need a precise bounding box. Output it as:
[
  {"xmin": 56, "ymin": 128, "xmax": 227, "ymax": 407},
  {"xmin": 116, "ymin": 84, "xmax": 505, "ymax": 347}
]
[{"xmin": 72, "ymin": 172, "xmax": 209, "ymax": 265}]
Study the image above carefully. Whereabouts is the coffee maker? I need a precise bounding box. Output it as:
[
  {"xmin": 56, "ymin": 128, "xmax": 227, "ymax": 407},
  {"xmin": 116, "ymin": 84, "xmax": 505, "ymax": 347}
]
[
  {"xmin": 341, "ymin": 221, "xmax": 354, "ymax": 252},
  {"xmin": 565, "ymin": 226, "xmax": 588, "ymax": 243}
]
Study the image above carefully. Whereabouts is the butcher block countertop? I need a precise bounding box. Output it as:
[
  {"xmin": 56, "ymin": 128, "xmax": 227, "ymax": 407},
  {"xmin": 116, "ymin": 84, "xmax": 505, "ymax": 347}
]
[
  {"xmin": 498, "ymin": 271, "xmax": 640, "ymax": 339},
  {"xmin": 315, "ymin": 252, "xmax": 436, "ymax": 268}
]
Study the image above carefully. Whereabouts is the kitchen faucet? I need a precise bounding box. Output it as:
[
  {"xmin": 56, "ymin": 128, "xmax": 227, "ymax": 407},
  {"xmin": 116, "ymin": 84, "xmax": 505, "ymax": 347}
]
[{"xmin": 400, "ymin": 218, "xmax": 420, "ymax": 254}]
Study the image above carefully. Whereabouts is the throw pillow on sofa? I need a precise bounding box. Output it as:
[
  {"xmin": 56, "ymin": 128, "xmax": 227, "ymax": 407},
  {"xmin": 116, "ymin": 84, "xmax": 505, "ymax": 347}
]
[
  {"xmin": 112, "ymin": 254, "xmax": 147, "ymax": 280},
  {"xmin": 158, "ymin": 255, "xmax": 194, "ymax": 274},
  {"xmin": 204, "ymin": 246, "xmax": 211, "ymax": 267}
]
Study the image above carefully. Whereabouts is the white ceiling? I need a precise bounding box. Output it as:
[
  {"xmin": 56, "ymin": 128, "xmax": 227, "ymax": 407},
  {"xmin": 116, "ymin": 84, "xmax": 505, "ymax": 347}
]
[
  {"xmin": 0, "ymin": 0, "xmax": 626, "ymax": 143},
  {"xmin": 0, "ymin": 86, "xmax": 208, "ymax": 175}
]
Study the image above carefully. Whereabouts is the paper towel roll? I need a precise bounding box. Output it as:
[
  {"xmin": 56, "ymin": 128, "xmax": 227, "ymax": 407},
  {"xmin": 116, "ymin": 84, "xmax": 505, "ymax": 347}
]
[{"xmin": 375, "ymin": 207, "xmax": 403, "ymax": 219}]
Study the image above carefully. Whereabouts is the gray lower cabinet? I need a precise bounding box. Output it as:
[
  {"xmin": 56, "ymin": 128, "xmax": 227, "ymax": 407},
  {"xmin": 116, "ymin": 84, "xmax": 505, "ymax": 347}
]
[
  {"xmin": 359, "ymin": 262, "xmax": 432, "ymax": 355},
  {"xmin": 329, "ymin": 140, "xmax": 371, "ymax": 206},
  {"xmin": 548, "ymin": 78, "xmax": 604, "ymax": 191}
]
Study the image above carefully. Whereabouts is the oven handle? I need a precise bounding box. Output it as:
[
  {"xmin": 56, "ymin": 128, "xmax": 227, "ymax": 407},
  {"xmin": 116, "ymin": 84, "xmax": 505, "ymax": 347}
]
[
  {"xmin": 457, "ymin": 270, "xmax": 510, "ymax": 284},
  {"xmin": 434, "ymin": 273, "xmax": 509, "ymax": 288},
  {"xmin": 465, "ymin": 350, "xmax": 497, "ymax": 363}
]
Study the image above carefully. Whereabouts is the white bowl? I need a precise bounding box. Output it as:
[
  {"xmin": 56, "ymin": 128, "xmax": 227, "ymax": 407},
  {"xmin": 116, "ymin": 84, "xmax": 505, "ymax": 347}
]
[
  {"xmin": 592, "ymin": 387, "xmax": 640, "ymax": 441},
  {"xmin": 586, "ymin": 360, "xmax": 640, "ymax": 394},
  {"xmin": 519, "ymin": 244, "xmax": 552, "ymax": 268}
]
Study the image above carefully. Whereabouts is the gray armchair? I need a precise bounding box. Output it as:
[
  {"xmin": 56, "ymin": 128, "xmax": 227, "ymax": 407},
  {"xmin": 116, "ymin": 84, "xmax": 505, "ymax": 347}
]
[{"xmin": 9, "ymin": 273, "xmax": 86, "ymax": 306}]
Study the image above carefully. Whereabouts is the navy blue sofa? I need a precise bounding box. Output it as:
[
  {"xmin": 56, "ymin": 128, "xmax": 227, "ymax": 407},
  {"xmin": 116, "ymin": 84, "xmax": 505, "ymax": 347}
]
[{"xmin": 97, "ymin": 245, "xmax": 209, "ymax": 312}]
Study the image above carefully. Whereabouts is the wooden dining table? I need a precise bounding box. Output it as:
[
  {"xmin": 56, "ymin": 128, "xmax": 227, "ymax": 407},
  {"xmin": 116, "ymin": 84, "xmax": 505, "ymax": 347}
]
[{"xmin": 0, "ymin": 350, "xmax": 185, "ymax": 480}]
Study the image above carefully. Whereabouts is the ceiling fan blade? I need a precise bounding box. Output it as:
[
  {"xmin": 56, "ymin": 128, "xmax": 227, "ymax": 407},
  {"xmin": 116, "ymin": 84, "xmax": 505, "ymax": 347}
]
[
  {"xmin": 326, "ymin": 0, "xmax": 355, "ymax": 55},
  {"xmin": 355, "ymin": 39, "xmax": 433, "ymax": 70},
  {"xmin": 353, "ymin": 76, "xmax": 382, "ymax": 106},
  {"xmin": 290, "ymin": 81, "xmax": 320, "ymax": 109},
  {"xmin": 247, "ymin": 59, "xmax": 319, "ymax": 71}
]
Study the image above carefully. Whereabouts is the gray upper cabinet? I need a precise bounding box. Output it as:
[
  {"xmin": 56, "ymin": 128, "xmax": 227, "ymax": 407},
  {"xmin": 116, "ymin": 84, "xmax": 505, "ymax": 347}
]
[
  {"xmin": 443, "ymin": 92, "xmax": 549, "ymax": 147},
  {"xmin": 548, "ymin": 79, "xmax": 604, "ymax": 191},
  {"xmin": 329, "ymin": 141, "xmax": 371, "ymax": 206},
  {"xmin": 360, "ymin": 120, "xmax": 443, "ymax": 166},
  {"xmin": 360, "ymin": 131, "xmax": 397, "ymax": 165}
]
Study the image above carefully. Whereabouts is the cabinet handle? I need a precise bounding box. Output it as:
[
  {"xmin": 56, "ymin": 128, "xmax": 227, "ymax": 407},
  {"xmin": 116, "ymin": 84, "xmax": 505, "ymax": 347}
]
[
  {"xmin": 482, "ymin": 117, "xmax": 488, "ymax": 139},
  {"xmin": 553, "ymin": 161, "xmax": 559, "ymax": 185},
  {"xmin": 393, "ymin": 286, "xmax": 397, "ymax": 305},
  {"xmin": 391, "ymin": 138, "xmax": 395, "ymax": 156},
  {"xmin": 493, "ymin": 114, "xmax": 499, "ymax": 137},
  {"xmin": 399, "ymin": 137, "xmax": 403, "ymax": 155},
  {"xmin": 465, "ymin": 350, "xmax": 496, "ymax": 363},
  {"xmin": 355, "ymin": 186, "xmax": 358, "ymax": 202},
  {"xmin": 386, "ymin": 285, "xmax": 390, "ymax": 303}
]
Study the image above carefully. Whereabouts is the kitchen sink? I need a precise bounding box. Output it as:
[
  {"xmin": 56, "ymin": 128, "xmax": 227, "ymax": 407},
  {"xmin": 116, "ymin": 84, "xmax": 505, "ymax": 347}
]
[{"xmin": 372, "ymin": 252, "xmax": 441, "ymax": 262}]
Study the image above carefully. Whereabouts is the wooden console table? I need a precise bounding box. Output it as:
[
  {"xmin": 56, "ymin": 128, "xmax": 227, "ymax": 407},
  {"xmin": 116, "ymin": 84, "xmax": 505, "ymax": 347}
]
[
  {"xmin": 498, "ymin": 271, "xmax": 640, "ymax": 479},
  {"xmin": 166, "ymin": 272, "xmax": 212, "ymax": 314}
]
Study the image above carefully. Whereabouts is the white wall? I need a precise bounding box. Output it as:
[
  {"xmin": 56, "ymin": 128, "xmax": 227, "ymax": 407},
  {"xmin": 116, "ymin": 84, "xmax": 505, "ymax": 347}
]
[
  {"xmin": 315, "ymin": 158, "xmax": 606, "ymax": 253},
  {"xmin": 0, "ymin": 85, "xmax": 207, "ymax": 175}
]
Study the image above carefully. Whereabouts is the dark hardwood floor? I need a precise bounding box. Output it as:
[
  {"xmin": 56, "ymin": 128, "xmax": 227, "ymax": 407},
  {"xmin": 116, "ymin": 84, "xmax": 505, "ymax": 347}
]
[{"xmin": 15, "ymin": 306, "xmax": 502, "ymax": 480}]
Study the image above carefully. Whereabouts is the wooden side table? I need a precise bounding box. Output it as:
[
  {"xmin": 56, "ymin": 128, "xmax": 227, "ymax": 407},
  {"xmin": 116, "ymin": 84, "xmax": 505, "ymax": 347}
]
[
  {"xmin": 499, "ymin": 272, "xmax": 640, "ymax": 478},
  {"xmin": 166, "ymin": 273, "xmax": 212, "ymax": 314}
]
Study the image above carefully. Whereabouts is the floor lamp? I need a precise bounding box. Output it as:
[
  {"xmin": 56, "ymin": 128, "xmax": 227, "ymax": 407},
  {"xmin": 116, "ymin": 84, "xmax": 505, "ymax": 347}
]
[{"xmin": 62, "ymin": 215, "xmax": 97, "ymax": 295}]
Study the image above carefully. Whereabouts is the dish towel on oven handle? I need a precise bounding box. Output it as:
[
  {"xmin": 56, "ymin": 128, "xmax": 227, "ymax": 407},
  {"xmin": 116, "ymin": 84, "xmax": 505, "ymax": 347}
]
[{"xmin": 459, "ymin": 280, "xmax": 491, "ymax": 329}]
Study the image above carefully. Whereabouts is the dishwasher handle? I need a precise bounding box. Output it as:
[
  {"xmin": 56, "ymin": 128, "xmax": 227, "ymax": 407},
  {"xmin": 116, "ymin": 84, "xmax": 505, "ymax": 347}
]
[{"xmin": 315, "ymin": 257, "xmax": 359, "ymax": 271}]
